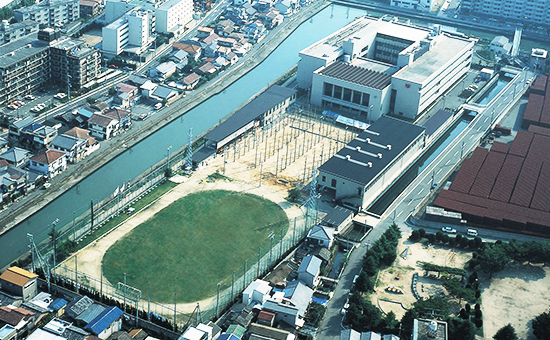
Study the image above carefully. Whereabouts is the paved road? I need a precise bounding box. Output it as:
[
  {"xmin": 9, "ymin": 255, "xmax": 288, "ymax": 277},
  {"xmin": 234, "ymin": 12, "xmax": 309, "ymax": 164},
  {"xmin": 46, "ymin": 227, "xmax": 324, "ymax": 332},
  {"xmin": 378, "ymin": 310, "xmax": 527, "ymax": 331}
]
[{"xmin": 315, "ymin": 69, "xmax": 534, "ymax": 340}]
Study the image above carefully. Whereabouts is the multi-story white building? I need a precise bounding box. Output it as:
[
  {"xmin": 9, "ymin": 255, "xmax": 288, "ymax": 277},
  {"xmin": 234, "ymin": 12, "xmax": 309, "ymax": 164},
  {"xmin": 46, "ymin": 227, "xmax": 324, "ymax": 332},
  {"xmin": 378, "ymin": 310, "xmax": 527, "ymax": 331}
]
[
  {"xmin": 461, "ymin": 0, "xmax": 550, "ymax": 24},
  {"xmin": 14, "ymin": 0, "xmax": 80, "ymax": 27},
  {"xmin": 298, "ymin": 17, "xmax": 475, "ymax": 120},
  {"xmin": 102, "ymin": 8, "xmax": 155, "ymax": 57},
  {"xmin": 156, "ymin": 0, "xmax": 193, "ymax": 34},
  {"xmin": 390, "ymin": 0, "xmax": 435, "ymax": 11},
  {"xmin": 105, "ymin": 0, "xmax": 192, "ymax": 34}
]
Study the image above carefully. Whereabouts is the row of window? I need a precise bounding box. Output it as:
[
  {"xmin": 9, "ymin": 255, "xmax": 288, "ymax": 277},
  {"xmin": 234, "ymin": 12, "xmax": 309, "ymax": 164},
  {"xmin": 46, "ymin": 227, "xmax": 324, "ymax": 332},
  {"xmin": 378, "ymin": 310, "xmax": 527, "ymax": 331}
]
[{"xmin": 323, "ymin": 83, "xmax": 371, "ymax": 107}]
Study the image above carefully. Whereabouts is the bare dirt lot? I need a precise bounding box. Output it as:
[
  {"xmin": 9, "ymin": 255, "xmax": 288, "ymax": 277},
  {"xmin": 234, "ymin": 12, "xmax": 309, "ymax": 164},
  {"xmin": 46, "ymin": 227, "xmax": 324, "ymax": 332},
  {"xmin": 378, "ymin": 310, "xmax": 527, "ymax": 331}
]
[
  {"xmin": 371, "ymin": 238, "xmax": 471, "ymax": 319},
  {"xmin": 80, "ymin": 28, "xmax": 102, "ymax": 48},
  {"xmin": 481, "ymin": 264, "xmax": 550, "ymax": 340}
]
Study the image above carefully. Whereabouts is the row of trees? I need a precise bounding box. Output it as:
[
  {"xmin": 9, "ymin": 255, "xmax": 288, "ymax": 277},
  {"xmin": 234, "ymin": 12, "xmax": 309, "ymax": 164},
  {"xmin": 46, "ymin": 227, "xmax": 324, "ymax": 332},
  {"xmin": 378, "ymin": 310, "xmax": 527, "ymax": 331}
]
[
  {"xmin": 410, "ymin": 228, "xmax": 483, "ymax": 249},
  {"xmin": 345, "ymin": 224, "xmax": 401, "ymax": 334}
]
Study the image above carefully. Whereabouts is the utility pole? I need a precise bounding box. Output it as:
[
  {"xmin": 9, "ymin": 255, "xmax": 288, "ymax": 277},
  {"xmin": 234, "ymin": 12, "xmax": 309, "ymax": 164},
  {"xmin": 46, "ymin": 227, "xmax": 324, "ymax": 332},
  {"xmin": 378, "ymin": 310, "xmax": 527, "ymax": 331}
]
[
  {"xmin": 216, "ymin": 281, "xmax": 222, "ymax": 318},
  {"xmin": 268, "ymin": 232, "xmax": 275, "ymax": 268}
]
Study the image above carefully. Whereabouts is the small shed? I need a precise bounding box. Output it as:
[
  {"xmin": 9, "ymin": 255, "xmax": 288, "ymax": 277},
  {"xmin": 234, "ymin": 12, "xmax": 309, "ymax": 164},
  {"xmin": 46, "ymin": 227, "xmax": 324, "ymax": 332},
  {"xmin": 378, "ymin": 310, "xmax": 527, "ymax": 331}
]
[{"xmin": 0, "ymin": 267, "xmax": 38, "ymax": 302}]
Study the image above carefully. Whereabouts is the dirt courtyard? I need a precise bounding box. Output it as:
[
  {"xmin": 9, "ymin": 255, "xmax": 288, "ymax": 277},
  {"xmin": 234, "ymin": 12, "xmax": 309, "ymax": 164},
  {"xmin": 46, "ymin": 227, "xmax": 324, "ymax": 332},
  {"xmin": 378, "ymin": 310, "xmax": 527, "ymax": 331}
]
[
  {"xmin": 372, "ymin": 239, "xmax": 472, "ymax": 319},
  {"xmin": 481, "ymin": 263, "xmax": 550, "ymax": 340}
]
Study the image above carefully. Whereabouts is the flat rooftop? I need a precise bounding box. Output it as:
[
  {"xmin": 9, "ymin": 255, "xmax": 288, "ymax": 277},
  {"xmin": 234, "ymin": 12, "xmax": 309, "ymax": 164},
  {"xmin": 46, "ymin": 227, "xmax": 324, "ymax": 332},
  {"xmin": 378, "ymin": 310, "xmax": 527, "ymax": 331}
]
[
  {"xmin": 0, "ymin": 34, "xmax": 49, "ymax": 69},
  {"xmin": 319, "ymin": 115, "xmax": 425, "ymax": 186},
  {"xmin": 394, "ymin": 33, "xmax": 474, "ymax": 83}
]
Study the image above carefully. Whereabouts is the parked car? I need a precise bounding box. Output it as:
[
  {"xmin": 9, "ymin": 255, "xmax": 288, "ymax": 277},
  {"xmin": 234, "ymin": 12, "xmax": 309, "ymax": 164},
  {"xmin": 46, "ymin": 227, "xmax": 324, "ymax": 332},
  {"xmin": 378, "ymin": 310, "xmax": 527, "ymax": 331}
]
[
  {"xmin": 24, "ymin": 95, "xmax": 35, "ymax": 100},
  {"xmin": 54, "ymin": 93, "xmax": 67, "ymax": 99},
  {"xmin": 442, "ymin": 226, "xmax": 457, "ymax": 234},
  {"xmin": 154, "ymin": 103, "xmax": 163, "ymax": 110},
  {"xmin": 466, "ymin": 229, "xmax": 478, "ymax": 237}
]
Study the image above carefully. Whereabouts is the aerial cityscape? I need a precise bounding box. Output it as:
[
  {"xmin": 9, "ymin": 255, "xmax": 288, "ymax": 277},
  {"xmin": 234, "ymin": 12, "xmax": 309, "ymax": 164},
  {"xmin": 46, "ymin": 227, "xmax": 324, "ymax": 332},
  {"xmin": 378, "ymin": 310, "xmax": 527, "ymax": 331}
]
[{"xmin": 0, "ymin": 0, "xmax": 549, "ymax": 339}]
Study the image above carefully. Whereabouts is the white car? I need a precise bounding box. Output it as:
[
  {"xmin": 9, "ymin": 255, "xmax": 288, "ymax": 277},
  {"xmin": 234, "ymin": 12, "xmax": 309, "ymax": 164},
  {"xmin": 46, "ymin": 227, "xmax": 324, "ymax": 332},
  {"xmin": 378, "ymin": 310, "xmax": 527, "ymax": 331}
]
[
  {"xmin": 24, "ymin": 95, "xmax": 35, "ymax": 100},
  {"xmin": 441, "ymin": 226, "xmax": 457, "ymax": 234},
  {"xmin": 54, "ymin": 93, "xmax": 67, "ymax": 99}
]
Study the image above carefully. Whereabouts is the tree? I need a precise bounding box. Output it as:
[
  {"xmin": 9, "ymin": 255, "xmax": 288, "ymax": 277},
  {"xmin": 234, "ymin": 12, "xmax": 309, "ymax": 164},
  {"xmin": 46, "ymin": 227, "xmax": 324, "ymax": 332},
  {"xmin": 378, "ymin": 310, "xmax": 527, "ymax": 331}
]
[
  {"xmin": 448, "ymin": 318, "xmax": 476, "ymax": 340},
  {"xmin": 355, "ymin": 271, "xmax": 373, "ymax": 292},
  {"xmin": 532, "ymin": 310, "xmax": 550, "ymax": 340},
  {"xmin": 478, "ymin": 244, "xmax": 510, "ymax": 278},
  {"xmin": 493, "ymin": 324, "xmax": 518, "ymax": 340},
  {"xmin": 410, "ymin": 230, "xmax": 420, "ymax": 241},
  {"xmin": 363, "ymin": 255, "xmax": 379, "ymax": 276},
  {"xmin": 286, "ymin": 188, "xmax": 301, "ymax": 203},
  {"xmin": 418, "ymin": 228, "xmax": 426, "ymax": 238}
]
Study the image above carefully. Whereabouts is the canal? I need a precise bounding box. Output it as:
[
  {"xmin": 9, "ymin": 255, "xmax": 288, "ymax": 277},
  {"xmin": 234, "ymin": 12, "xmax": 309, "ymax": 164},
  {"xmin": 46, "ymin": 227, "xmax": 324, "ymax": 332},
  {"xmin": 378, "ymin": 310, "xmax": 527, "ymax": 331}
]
[{"xmin": 0, "ymin": 4, "xmax": 372, "ymax": 269}]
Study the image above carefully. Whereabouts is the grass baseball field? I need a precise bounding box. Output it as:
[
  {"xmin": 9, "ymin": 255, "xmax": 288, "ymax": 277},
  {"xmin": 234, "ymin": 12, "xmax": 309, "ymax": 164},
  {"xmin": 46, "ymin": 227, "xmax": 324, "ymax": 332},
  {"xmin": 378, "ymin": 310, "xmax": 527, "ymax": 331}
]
[{"xmin": 102, "ymin": 189, "xmax": 288, "ymax": 303}]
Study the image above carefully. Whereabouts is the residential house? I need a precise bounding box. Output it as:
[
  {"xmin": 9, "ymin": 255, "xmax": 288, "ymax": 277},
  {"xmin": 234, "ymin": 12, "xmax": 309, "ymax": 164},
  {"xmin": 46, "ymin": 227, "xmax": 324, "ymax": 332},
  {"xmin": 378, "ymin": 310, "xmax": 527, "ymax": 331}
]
[
  {"xmin": 103, "ymin": 108, "xmax": 132, "ymax": 130},
  {"xmin": 49, "ymin": 299, "xmax": 68, "ymax": 317},
  {"xmin": 116, "ymin": 83, "xmax": 139, "ymax": 103},
  {"xmin": 151, "ymin": 85, "xmax": 179, "ymax": 103},
  {"xmin": 274, "ymin": 0, "xmax": 294, "ymax": 16},
  {"xmin": 0, "ymin": 148, "xmax": 31, "ymax": 167},
  {"xmin": 194, "ymin": 61, "xmax": 217, "ymax": 75},
  {"xmin": 242, "ymin": 280, "xmax": 272, "ymax": 305},
  {"xmin": 18, "ymin": 123, "xmax": 57, "ymax": 150},
  {"xmin": 7, "ymin": 117, "xmax": 34, "ymax": 142},
  {"xmin": 247, "ymin": 323, "xmax": 292, "ymax": 340},
  {"xmin": 214, "ymin": 19, "xmax": 235, "ymax": 37},
  {"xmin": 181, "ymin": 326, "xmax": 209, "ymax": 340},
  {"xmin": 128, "ymin": 328, "xmax": 150, "ymax": 339},
  {"xmin": 173, "ymin": 42, "xmax": 202, "ymax": 60},
  {"xmin": 55, "ymin": 110, "xmax": 86, "ymax": 128},
  {"xmin": 183, "ymin": 73, "xmax": 201, "ymax": 90},
  {"xmin": 51, "ymin": 134, "xmax": 87, "ymax": 163},
  {"xmin": 243, "ymin": 3, "xmax": 257, "ymax": 17},
  {"xmin": 169, "ymin": 49, "xmax": 189, "ymax": 64},
  {"xmin": 0, "ymin": 160, "xmax": 28, "ymax": 201},
  {"xmin": 256, "ymin": 311, "xmax": 275, "ymax": 327},
  {"xmin": 218, "ymin": 334, "xmax": 240, "ymax": 340},
  {"xmin": 64, "ymin": 127, "xmax": 100, "ymax": 157},
  {"xmin": 0, "ymin": 306, "xmax": 35, "ymax": 337},
  {"xmin": 65, "ymin": 296, "xmax": 94, "ymax": 321},
  {"xmin": 196, "ymin": 323, "xmax": 214, "ymax": 340},
  {"xmin": 321, "ymin": 206, "xmax": 354, "ymax": 234},
  {"xmin": 151, "ymin": 61, "xmax": 178, "ymax": 80},
  {"xmin": 0, "ymin": 267, "xmax": 37, "ymax": 302},
  {"xmin": 127, "ymin": 74, "xmax": 149, "ymax": 88},
  {"xmin": 196, "ymin": 26, "xmax": 214, "ymax": 39},
  {"xmin": 306, "ymin": 225, "xmax": 335, "ymax": 248},
  {"xmin": 258, "ymin": 9, "xmax": 283, "ymax": 29},
  {"xmin": 225, "ymin": 51, "xmax": 239, "ymax": 65},
  {"xmin": 73, "ymin": 303, "xmax": 104, "ymax": 327},
  {"xmin": 226, "ymin": 325, "xmax": 246, "ymax": 340},
  {"xmin": 140, "ymin": 81, "xmax": 158, "ymax": 98},
  {"xmin": 41, "ymin": 318, "xmax": 91, "ymax": 339},
  {"xmin": 213, "ymin": 56, "xmax": 228, "ymax": 68},
  {"xmin": 204, "ymin": 41, "xmax": 219, "ymax": 58},
  {"xmin": 262, "ymin": 280, "xmax": 313, "ymax": 327},
  {"xmin": 0, "ymin": 137, "xmax": 8, "ymax": 155},
  {"xmin": 0, "ymin": 325, "xmax": 16, "ymax": 340},
  {"xmin": 233, "ymin": 0, "xmax": 250, "ymax": 6},
  {"xmin": 242, "ymin": 21, "xmax": 266, "ymax": 40},
  {"xmin": 29, "ymin": 149, "xmax": 67, "ymax": 179},
  {"xmin": 85, "ymin": 306, "xmax": 123, "ymax": 339},
  {"xmin": 87, "ymin": 113, "xmax": 119, "ymax": 140},
  {"xmin": 217, "ymin": 37, "xmax": 237, "ymax": 48},
  {"xmin": 201, "ymin": 32, "xmax": 220, "ymax": 46},
  {"xmin": 297, "ymin": 255, "xmax": 322, "ymax": 288},
  {"xmin": 222, "ymin": 304, "xmax": 254, "ymax": 329}
]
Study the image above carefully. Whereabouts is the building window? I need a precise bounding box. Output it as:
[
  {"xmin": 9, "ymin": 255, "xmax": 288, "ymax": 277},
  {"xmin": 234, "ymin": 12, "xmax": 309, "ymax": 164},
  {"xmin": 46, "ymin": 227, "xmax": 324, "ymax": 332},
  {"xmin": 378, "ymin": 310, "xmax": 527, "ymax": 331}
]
[
  {"xmin": 357, "ymin": 187, "xmax": 362, "ymax": 196},
  {"xmin": 333, "ymin": 85, "xmax": 342, "ymax": 100},
  {"xmin": 352, "ymin": 91, "xmax": 361, "ymax": 104},
  {"xmin": 331, "ymin": 179, "xmax": 336, "ymax": 187},
  {"xmin": 323, "ymin": 83, "xmax": 332, "ymax": 96},
  {"xmin": 361, "ymin": 93, "xmax": 370, "ymax": 106},
  {"xmin": 343, "ymin": 88, "xmax": 352, "ymax": 102},
  {"xmin": 322, "ymin": 176, "xmax": 326, "ymax": 182}
]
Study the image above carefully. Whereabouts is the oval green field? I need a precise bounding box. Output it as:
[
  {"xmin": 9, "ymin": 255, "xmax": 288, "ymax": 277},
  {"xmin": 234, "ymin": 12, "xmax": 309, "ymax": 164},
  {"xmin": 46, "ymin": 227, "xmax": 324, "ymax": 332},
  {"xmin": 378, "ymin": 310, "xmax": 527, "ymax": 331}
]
[{"xmin": 102, "ymin": 190, "xmax": 288, "ymax": 303}]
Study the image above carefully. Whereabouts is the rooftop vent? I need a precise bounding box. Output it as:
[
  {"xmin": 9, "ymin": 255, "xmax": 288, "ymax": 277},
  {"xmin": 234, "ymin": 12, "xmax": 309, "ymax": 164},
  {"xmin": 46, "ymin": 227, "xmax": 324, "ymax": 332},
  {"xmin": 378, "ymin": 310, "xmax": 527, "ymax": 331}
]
[
  {"xmin": 387, "ymin": 144, "xmax": 392, "ymax": 150},
  {"xmin": 378, "ymin": 153, "xmax": 382, "ymax": 159},
  {"xmin": 367, "ymin": 162, "xmax": 372, "ymax": 167},
  {"xmin": 356, "ymin": 146, "xmax": 361, "ymax": 151}
]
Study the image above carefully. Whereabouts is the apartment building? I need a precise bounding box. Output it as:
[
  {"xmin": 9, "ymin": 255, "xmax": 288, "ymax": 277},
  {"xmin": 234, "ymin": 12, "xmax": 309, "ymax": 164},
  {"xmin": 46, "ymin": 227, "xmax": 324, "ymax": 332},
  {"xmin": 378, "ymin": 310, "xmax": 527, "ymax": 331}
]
[
  {"xmin": 50, "ymin": 37, "xmax": 101, "ymax": 91},
  {"xmin": 14, "ymin": 0, "xmax": 80, "ymax": 27},
  {"xmin": 102, "ymin": 8, "xmax": 155, "ymax": 56},
  {"xmin": 461, "ymin": 0, "xmax": 550, "ymax": 24},
  {"xmin": 0, "ymin": 20, "xmax": 40, "ymax": 46}
]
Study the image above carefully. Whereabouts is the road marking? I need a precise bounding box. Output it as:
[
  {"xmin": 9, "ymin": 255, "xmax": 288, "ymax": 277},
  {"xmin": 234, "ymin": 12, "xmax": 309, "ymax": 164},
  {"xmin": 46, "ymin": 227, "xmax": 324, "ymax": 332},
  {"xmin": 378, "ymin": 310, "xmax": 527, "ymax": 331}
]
[
  {"xmin": 419, "ymin": 188, "xmax": 424, "ymax": 195},
  {"xmin": 484, "ymin": 117, "xmax": 488, "ymax": 122},
  {"xmin": 454, "ymin": 150, "xmax": 459, "ymax": 156},
  {"xmin": 469, "ymin": 135, "xmax": 474, "ymax": 139},
  {"xmin": 498, "ymin": 103, "xmax": 502, "ymax": 107},
  {"xmin": 504, "ymin": 96, "xmax": 508, "ymax": 101},
  {"xmin": 408, "ymin": 199, "xmax": 413, "ymax": 206},
  {"xmin": 437, "ymin": 168, "xmax": 442, "ymax": 174},
  {"xmin": 396, "ymin": 211, "xmax": 403, "ymax": 218},
  {"xmin": 446, "ymin": 159, "xmax": 451, "ymax": 165},
  {"xmin": 478, "ymin": 126, "xmax": 482, "ymax": 131}
]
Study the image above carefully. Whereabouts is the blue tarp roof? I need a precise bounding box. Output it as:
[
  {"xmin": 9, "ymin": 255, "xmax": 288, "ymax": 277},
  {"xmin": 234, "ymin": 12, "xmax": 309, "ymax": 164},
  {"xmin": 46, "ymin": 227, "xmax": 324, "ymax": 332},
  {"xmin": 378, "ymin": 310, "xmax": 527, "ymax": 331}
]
[
  {"xmin": 85, "ymin": 306, "xmax": 123, "ymax": 335},
  {"xmin": 49, "ymin": 298, "xmax": 68, "ymax": 311}
]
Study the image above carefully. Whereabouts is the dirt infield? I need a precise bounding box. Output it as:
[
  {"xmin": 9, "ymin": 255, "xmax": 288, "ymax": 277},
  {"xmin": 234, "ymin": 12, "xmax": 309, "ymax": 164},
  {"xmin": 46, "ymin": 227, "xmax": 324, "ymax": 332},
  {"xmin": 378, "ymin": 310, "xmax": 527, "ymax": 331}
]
[{"xmin": 481, "ymin": 264, "xmax": 550, "ymax": 340}]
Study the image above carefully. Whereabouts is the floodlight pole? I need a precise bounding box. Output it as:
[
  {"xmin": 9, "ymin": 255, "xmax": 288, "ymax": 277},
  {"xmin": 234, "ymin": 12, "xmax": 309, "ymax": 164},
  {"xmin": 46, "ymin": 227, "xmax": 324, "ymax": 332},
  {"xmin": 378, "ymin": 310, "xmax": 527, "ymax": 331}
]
[
  {"xmin": 123, "ymin": 273, "xmax": 127, "ymax": 312},
  {"xmin": 216, "ymin": 281, "xmax": 222, "ymax": 318},
  {"xmin": 258, "ymin": 248, "xmax": 261, "ymax": 277},
  {"xmin": 268, "ymin": 232, "xmax": 275, "ymax": 268}
]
